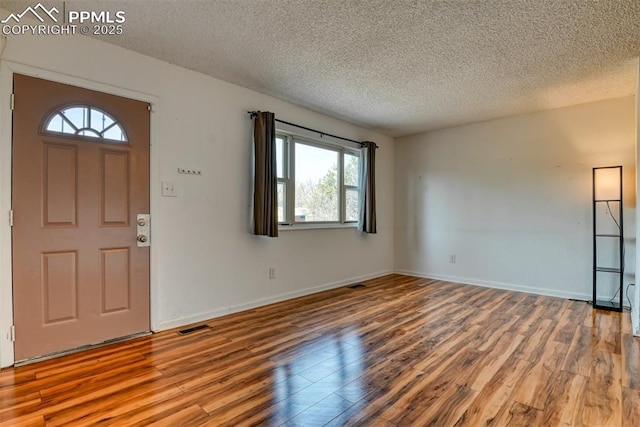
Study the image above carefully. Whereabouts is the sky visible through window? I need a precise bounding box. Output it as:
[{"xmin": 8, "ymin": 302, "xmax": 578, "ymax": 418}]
[
  {"xmin": 295, "ymin": 143, "xmax": 337, "ymax": 183},
  {"xmin": 45, "ymin": 106, "xmax": 127, "ymax": 142},
  {"xmin": 277, "ymin": 137, "xmax": 345, "ymax": 183}
]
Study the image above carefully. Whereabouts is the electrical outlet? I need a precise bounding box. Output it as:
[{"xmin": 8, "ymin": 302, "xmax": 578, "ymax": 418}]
[
  {"xmin": 449, "ymin": 255, "xmax": 456, "ymax": 264},
  {"xmin": 269, "ymin": 267, "xmax": 276, "ymax": 279}
]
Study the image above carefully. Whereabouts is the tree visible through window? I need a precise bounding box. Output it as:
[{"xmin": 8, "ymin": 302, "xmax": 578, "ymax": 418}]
[
  {"xmin": 344, "ymin": 152, "xmax": 360, "ymax": 221},
  {"xmin": 276, "ymin": 133, "xmax": 360, "ymax": 225},
  {"xmin": 295, "ymin": 143, "xmax": 338, "ymax": 222}
]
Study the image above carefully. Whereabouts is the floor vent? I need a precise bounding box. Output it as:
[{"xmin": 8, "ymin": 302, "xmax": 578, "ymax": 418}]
[
  {"xmin": 348, "ymin": 283, "xmax": 366, "ymax": 289},
  {"xmin": 177, "ymin": 324, "xmax": 210, "ymax": 336}
]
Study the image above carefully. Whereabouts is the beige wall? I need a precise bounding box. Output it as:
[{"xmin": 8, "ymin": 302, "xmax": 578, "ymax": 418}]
[
  {"xmin": 395, "ymin": 97, "xmax": 636, "ymax": 301},
  {"xmin": 0, "ymin": 32, "xmax": 394, "ymax": 367}
]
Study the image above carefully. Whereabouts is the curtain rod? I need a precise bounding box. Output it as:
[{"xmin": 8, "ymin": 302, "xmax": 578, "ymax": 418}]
[{"xmin": 248, "ymin": 111, "xmax": 378, "ymax": 149}]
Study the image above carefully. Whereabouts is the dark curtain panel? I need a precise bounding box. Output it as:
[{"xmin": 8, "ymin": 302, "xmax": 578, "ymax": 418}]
[
  {"xmin": 359, "ymin": 141, "xmax": 377, "ymax": 234},
  {"xmin": 252, "ymin": 111, "xmax": 278, "ymax": 237}
]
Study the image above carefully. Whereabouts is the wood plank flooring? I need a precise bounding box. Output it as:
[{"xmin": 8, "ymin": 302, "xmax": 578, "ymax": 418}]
[{"xmin": 1, "ymin": 274, "xmax": 639, "ymax": 426}]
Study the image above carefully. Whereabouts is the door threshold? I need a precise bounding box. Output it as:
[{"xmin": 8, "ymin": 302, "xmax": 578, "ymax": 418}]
[{"xmin": 14, "ymin": 331, "xmax": 152, "ymax": 367}]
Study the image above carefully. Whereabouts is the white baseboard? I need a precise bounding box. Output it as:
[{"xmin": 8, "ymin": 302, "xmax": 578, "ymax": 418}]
[
  {"xmin": 156, "ymin": 270, "xmax": 393, "ymax": 331},
  {"xmin": 629, "ymin": 283, "xmax": 639, "ymax": 336},
  {"xmin": 394, "ymin": 269, "xmax": 593, "ymax": 302}
]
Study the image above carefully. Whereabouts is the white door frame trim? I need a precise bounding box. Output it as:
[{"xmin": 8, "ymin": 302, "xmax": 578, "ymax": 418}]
[{"xmin": 0, "ymin": 61, "xmax": 160, "ymax": 367}]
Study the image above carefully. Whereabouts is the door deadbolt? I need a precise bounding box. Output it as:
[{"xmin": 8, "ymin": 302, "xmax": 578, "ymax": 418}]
[{"xmin": 136, "ymin": 214, "xmax": 151, "ymax": 247}]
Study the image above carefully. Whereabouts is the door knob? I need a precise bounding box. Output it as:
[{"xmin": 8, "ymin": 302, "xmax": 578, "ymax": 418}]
[{"xmin": 137, "ymin": 234, "xmax": 148, "ymax": 243}]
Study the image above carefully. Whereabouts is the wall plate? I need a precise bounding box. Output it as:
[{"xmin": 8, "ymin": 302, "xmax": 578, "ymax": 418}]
[{"xmin": 178, "ymin": 167, "xmax": 202, "ymax": 175}]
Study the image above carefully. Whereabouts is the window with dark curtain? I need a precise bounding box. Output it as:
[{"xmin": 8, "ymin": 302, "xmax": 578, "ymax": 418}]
[
  {"xmin": 359, "ymin": 141, "xmax": 377, "ymax": 234},
  {"xmin": 252, "ymin": 111, "xmax": 278, "ymax": 237}
]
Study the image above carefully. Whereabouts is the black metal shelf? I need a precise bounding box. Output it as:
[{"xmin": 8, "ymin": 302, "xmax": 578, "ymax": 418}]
[
  {"xmin": 595, "ymin": 267, "xmax": 622, "ymax": 273},
  {"xmin": 592, "ymin": 166, "xmax": 623, "ymax": 313},
  {"xmin": 593, "ymin": 299, "xmax": 622, "ymax": 310}
]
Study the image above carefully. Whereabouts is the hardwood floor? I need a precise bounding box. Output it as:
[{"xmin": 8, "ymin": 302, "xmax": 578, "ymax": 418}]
[{"xmin": 1, "ymin": 274, "xmax": 639, "ymax": 426}]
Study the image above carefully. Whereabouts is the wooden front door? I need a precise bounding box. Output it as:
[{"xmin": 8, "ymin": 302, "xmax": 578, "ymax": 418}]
[{"xmin": 12, "ymin": 74, "xmax": 150, "ymax": 362}]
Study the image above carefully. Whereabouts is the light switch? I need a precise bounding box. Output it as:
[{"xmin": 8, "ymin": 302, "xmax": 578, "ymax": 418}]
[{"xmin": 161, "ymin": 181, "xmax": 177, "ymax": 197}]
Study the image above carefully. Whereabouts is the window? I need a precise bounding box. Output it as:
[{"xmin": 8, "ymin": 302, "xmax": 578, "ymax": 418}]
[
  {"xmin": 44, "ymin": 106, "xmax": 128, "ymax": 143},
  {"xmin": 344, "ymin": 152, "xmax": 360, "ymax": 222},
  {"xmin": 276, "ymin": 133, "xmax": 361, "ymax": 226}
]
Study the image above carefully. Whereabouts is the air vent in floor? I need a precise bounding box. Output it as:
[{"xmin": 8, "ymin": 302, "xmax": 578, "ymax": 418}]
[
  {"xmin": 177, "ymin": 324, "xmax": 210, "ymax": 335},
  {"xmin": 348, "ymin": 283, "xmax": 366, "ymax": 289}
]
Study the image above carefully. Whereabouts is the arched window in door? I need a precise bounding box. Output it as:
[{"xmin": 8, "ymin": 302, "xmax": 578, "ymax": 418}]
[{"xmin": 44, "ymin": 105, "xmax": 128, "ymax": 143}]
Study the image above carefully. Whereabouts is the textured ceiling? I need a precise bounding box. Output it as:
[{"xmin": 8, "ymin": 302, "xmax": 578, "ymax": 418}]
[{"xmin": 3, "ymin": 0, "xmax": 640, "ymax": 137}]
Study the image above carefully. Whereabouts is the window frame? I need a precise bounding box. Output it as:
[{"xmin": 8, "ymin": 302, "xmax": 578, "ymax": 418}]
[
  {"xmin": 342, "ymin": 151, "xmax": 361, "ymax": 223},
  {"xmin": 42, "ymin": 104, "xmax": 129, "ymax": 144},
  {"xmin": 275, "ymin": 135, "xmax": 290, "ymax": 225},
  {"xmin": 276, "ymin": 130, "xmax": 361, "ymax": 228}
]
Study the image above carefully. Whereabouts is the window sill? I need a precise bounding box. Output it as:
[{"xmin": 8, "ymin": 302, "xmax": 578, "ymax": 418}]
[{"xmin": 279, "ymin": 223, "xmax": 358, "ymax": 231}]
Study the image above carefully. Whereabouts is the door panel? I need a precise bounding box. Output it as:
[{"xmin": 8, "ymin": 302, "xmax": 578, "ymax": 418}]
[
  {"xmin": 101, "ymin": 150, "xmax": 130, "ymax": 225},
  {"xmin": 12, "ymin": 74, "xmax": 150, "ymax": 362},
  {"xmin": 42, "ymin": 251, "xmax": 78, "ymax": 323},
  {"xmin": 101, "ymin": 247, "xmax": 131, "ymax": 313},
  {"xmin": 43, "ymin": 143, "xmax": 78, "ymax": 226}
]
